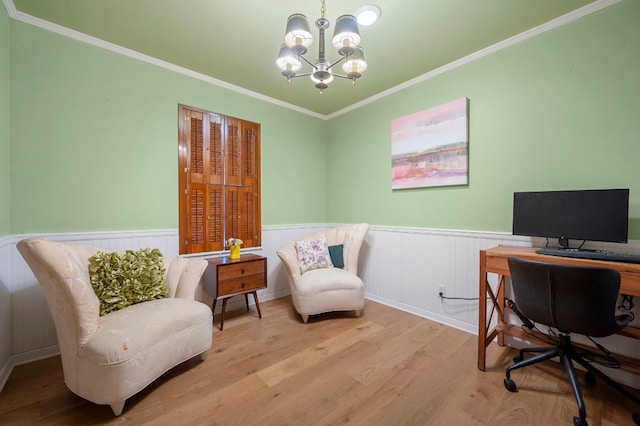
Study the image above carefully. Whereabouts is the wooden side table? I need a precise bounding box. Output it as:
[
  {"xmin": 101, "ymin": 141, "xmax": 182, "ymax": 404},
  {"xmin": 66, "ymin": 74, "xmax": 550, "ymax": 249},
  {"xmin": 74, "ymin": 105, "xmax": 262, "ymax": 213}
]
[{"xmin": 204, "ymin": 254, "xmax": 267, "ymax": 330}]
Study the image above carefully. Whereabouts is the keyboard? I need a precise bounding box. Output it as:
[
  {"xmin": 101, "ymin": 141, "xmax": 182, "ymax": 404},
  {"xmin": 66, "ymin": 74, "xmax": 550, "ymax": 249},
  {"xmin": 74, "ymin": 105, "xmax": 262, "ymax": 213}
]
[{"xmin": 536, "ymin": 247, "xmax": 640, "ymax": 264}]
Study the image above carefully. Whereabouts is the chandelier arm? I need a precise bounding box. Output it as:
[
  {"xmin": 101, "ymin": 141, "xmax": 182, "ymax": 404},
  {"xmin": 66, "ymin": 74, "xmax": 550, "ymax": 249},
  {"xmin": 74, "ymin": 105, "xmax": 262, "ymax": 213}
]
[
  {"xmin": 330, "ymin": 73, "xmax": 356, "ymax": 80},
  {"xmin": 298, "ymin": 55, "xmax": 318, "ymax": 69},
  {"xmin": 289, "ymin": 72, "xmax": 313, "ymax": 78},
  {"xmin": 326, "ymin": 55, "xmax": 347, "ymax": 71}
]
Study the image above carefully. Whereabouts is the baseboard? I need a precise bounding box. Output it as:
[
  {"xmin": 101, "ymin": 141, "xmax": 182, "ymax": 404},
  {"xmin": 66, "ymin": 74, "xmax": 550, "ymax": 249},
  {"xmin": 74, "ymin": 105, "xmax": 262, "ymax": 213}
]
[
  {"xmin": 0, "ymin": 345, "xmax": 60, "ymax": 393},
  {"xmin": 365, "ymin": 293, "xmax": 478, "ymax": 336},
  {"xmin": 11, "ymin": 344, "xmax": 60, "ymax": 367},
  {"xmin": 0, "ymin": 356, "xmax": 13, "ymax": 392}
]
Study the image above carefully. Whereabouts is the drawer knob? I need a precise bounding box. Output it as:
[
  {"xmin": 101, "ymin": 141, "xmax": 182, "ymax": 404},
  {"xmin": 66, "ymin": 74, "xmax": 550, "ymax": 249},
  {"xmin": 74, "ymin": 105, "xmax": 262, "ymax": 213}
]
[
  {"xmin": 241, "ymin": 282, "xmax": 246, "ymax": 288},
  {"xmin": 241, "ymin": 268, "xmax": 245, "ymax": 274}
]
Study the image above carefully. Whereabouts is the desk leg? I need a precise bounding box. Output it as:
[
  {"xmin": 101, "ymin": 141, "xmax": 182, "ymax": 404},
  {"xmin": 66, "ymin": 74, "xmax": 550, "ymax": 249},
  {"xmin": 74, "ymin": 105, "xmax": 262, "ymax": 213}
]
[
  {"xmin": 478, "ymin": 251, "xmax": 505, "ymax": 371},
  {"xmin": 478, "ymin": 250, "xmax": 488, "ymax": 371},
  {"xmin": 497, "ymin": 275, "xmax": 505, "ymax": 347}
]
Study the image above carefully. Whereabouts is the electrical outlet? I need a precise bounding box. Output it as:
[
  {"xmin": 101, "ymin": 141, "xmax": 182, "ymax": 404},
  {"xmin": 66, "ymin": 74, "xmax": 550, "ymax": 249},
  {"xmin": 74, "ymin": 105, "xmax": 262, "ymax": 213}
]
[{"xmin": 438, "ymin": 285, "xmax": 446, "ymax": 298}]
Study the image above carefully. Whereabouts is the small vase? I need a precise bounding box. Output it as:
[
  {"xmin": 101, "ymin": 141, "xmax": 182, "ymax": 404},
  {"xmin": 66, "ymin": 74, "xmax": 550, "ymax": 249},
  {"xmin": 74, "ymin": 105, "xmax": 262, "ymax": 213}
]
[{"xmin": 230, "ymin": 245, "xmax": 241, "ymax": 259}]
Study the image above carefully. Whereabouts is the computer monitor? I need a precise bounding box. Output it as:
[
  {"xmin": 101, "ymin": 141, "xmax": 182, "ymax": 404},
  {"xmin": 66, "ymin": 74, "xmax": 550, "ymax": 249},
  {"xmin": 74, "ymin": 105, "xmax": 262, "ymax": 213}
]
[{"xmin": 512, "ymin": 189, "xmax": 629, "ymax": 249}]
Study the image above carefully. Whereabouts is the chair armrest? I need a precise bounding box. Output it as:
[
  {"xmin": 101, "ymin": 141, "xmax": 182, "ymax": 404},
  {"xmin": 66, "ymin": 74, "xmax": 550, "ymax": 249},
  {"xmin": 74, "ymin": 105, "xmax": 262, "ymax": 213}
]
[
  {"xmin": 277, "ymin": 243, "xmax": 302, "ymax": 285},
  {"xmin": 164, "ymin": 258, "xmax": 209, "ymax": 299}
]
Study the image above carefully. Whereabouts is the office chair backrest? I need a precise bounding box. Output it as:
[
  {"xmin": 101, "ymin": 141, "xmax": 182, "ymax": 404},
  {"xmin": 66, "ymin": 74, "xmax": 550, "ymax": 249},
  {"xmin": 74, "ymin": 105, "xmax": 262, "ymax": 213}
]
[{"xmin": 507, "ymin": 257, "xmax": 628, "ymax": 337}]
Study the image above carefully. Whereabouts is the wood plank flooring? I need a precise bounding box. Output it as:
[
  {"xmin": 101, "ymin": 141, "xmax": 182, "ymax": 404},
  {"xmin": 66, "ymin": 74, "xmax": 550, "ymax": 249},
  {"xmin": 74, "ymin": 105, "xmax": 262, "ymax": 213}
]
[{"xmin": 1, "ymin": 297, "xmax": 638, "ymax": 425}]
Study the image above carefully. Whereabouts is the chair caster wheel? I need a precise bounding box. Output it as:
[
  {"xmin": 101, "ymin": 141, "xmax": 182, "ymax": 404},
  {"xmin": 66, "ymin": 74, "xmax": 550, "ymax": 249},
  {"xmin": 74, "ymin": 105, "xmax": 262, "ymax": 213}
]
[
  {"xmin": 504, "ymin": 378, "xmax": 517, "ymax": 392},
  {"xmin": 573, "ymin": 416, "xmax": 588, "ymax": 426},
  {"xmin": 585, "ymin": 371, "xmax": 596, "ymax": 385},
  {"xmin": 513, "ymin": 355, "xmax": 523, "ymax": 363}
]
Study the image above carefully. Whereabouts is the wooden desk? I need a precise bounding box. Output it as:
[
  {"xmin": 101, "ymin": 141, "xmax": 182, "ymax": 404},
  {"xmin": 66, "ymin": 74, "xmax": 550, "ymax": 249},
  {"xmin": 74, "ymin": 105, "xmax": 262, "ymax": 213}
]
[{"xmin": 478, "ymin": 245, "xmax": 640, "ymax": 372}]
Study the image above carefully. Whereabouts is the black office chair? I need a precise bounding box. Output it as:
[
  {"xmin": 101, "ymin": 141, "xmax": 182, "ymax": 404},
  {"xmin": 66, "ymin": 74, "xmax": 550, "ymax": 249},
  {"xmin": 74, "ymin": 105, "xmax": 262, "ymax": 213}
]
[{"xmin": 505, "ymin": 257, "xmax": 640, "ymax": 426}]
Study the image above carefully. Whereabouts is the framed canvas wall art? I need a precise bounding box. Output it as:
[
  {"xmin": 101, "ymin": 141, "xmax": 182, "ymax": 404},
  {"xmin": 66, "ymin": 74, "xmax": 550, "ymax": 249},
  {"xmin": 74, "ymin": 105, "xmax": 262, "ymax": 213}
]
[{"xmin": 391, "ymin": 98, "xmax": 469, "ymax": 190}]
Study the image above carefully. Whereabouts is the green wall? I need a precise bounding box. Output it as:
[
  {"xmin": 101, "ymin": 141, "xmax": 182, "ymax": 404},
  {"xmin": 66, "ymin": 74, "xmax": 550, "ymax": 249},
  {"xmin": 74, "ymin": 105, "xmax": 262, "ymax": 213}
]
[
  {"xmin": 327, "ymin": 0, "xmax": 640, "ymax": 239},
  {"xmin": 0, "ymin": 6, "xmax": 9, "ymax": 236},
  {"xmin": 7, "ymin": 1, "xmax": 640, "ymax": 239},
  {"xmin": 9, "ymin": 20, "xmax": 327, "ymax": 233}
]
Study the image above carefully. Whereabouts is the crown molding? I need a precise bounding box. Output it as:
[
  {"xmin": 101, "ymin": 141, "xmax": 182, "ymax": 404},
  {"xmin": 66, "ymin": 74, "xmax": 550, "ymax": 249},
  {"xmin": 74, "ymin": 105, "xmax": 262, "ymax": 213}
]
[
  {"xmin": 3, "ymin": 0, "xmax": 621, "ymax": 121},
  {"xmin": 326, "ymin": 0, "xmax": 622, "ymax": 119},
  {"xmin": 1, "ymin": 0, "xmax": 326, "ymax": 120}
]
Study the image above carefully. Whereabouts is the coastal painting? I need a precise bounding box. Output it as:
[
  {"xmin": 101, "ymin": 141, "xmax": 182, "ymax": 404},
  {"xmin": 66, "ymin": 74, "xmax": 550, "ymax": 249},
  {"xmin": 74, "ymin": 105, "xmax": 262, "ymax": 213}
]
[{"xmin": 391, "ymin": 98, "xmax": 468, "ymax": 189}]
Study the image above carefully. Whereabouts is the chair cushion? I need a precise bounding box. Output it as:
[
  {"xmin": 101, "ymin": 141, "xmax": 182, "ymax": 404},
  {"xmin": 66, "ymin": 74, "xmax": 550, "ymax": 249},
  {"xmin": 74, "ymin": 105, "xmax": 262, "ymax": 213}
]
[
  {"xmin": 295, "ymin": 238, "xmax": 333, "ymax": 274},
  {"xmin": 89, "ymin": 248, "xmax": 169, "ymax": 315},
  {"xmin": 79, "ymin": 298, "xmax": 211, "ymax": 365},
  {"xmin": 295, "ymin": 267, "xmax": 363, "ymax": 294}
]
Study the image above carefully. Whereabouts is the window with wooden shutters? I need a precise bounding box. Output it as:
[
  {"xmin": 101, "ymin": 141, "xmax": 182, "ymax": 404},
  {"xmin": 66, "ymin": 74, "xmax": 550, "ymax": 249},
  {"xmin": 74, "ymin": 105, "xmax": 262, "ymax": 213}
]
[{"xmin": 178, "ymin": 105, "xmax": 261, "ymax": 255}]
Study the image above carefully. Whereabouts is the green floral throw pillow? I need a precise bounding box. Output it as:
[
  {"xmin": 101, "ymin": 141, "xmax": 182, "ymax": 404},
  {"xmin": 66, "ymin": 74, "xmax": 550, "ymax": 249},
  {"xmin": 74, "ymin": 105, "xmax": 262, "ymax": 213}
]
[{"xmin": 89, "ymin": 248, "xmax": 169, "ymax": 316}]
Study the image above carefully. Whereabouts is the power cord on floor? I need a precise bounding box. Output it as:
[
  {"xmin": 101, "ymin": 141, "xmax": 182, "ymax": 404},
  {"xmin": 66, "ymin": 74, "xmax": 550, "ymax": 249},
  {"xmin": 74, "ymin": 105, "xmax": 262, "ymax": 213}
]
[{"xmin": 438, "ymin": 292, "xmax": 487, "ymax": 301}]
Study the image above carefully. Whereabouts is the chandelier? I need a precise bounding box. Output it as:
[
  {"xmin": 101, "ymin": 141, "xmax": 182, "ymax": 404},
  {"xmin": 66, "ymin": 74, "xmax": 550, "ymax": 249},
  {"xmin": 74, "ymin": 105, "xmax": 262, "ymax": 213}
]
[{"xmin": 276, "ymin": 0, "xmax": 368, "ymax": 94}]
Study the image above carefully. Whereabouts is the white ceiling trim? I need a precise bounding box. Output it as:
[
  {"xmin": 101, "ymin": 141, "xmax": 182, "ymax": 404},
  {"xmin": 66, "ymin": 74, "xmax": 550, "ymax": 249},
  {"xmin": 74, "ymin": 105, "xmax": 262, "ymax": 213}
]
[{"xmin": 3, "ymin": 0, "xmax": 621, "ymax": 121}]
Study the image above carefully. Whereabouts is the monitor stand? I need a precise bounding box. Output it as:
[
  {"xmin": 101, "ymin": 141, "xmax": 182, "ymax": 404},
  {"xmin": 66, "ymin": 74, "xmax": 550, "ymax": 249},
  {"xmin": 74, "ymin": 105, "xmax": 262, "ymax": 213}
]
[
  {"xmin": 554, "ymin": 238, "xmax": 596, "ymax": 253},
  {"xmin": 558, "ymin": 237, "xmax": 570, "ymax": 249}
]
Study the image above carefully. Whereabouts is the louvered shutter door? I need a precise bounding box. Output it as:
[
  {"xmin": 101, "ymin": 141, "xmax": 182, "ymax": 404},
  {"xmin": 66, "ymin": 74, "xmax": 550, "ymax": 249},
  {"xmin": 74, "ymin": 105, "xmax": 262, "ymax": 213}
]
[
  {"xmin": 225, "ymin": 118, "xmax": 242, "ymax": 186},
  {"xmin": 187, "ymin": 184, "xmax": 206, "ymax": 253},
  {"xmin": 181, "ymin": 108, "xmax": 206, "ymax": 253},
  {"xmin": 179, "ymin": 105, "xmax": 261, "ymax": 254},
  {"xmin": 209, "ymin": 115, "xmax": 223, "ymax": 185},
  {"xmin": 208, "ymin": 185, "xmax": 224, "ymax": 251},
  {"xmin": 206, "ymin": 114, "xmax": 224, "ymax": 251},
  {"xmin": 225, "ymin": 186, "xmax": 240, "ymax": 242},
  {"xmin": 241, "ymin": 121, "xmax": 261, "ymax": 247}
]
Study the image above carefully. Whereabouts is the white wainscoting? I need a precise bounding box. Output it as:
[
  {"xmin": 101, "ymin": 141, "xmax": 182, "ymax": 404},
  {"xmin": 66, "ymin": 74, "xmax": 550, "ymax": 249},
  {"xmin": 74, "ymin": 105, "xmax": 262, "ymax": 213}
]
[
  {"xmin": 0, "ymin": 236, "xmax": 13, "ymax": 391},
  {"xmin": 2, "ymin": 225, "xmax": 640, "ymax": 392},
  {"xmin": 0, "ymin": 225, "xmax": 330, "ymax": 390}
]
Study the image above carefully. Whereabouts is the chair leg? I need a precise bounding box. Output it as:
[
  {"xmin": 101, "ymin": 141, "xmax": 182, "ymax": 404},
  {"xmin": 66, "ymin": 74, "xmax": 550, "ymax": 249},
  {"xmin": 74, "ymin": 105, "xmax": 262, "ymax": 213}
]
[
  {"xmin": 200, "ymin": 351, "xmax": 208, "ymax": 361},
  {"xmin": 520, "ymin": 346, "xmax": 556, "ymax": 356},
  {"xmin": 561, "ymin": 352, "xmax": 587, "ymax": 425},
  {"xmin": 506, "ymin": 348, "xmax": 560, "ymax": 380},
  {"xmin": 301, "ymin": 314, "xmax": 309, "ymax": 323},
  {"xmin": 110, "ymin": 400, "xmax": 126, "ymax": 416},
  {"xmin": 354, "ymin": 309, "xmax": 362, "ymax": 318},
  {"xmin": 572, "ymin": 352, "xmax": 640, "ymax": 406}
]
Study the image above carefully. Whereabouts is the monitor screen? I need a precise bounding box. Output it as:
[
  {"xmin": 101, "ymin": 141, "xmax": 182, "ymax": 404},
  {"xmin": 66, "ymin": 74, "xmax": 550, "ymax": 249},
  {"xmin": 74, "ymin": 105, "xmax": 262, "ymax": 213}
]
[{"xmin": 512, "ymin": 189, "xmax": 629, "ymax": 246}]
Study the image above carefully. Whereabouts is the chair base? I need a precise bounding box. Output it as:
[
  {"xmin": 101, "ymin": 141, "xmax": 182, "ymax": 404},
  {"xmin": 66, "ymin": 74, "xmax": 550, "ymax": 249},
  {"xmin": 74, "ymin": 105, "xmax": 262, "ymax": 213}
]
[
  {"xmin": 299, "ymin": 309, "xmax": 363, "ymax": 324},
  {"xmin": 504, "ymin": 334, "xmax": 640, "ymax": 426}
]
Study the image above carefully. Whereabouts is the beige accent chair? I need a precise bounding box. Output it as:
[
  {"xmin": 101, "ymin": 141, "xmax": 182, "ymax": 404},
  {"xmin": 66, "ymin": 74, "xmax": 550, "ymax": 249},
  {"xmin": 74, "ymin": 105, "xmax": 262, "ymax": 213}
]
[
  {"xmin": 277, "ymin": 223, "xmax": 369, "ymax": 323},
  {"xmin": 17, "ymin": 238, "xmax": 213, "ymax": 416}
]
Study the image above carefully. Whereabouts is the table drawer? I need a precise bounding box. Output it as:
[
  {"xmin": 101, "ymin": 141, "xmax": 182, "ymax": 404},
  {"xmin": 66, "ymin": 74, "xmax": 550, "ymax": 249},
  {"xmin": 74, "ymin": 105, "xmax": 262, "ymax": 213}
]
[
  {"xmin": 218, "ymin": 274, "xmax": 265, "ymax": 296},
  {"xmin": 218, "ymin": 260, "xmax": 264, "ymax": 280}
]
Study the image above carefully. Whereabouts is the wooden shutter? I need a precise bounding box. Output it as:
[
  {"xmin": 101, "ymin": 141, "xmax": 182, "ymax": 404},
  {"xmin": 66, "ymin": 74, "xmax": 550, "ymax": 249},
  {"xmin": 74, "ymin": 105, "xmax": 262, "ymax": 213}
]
[
  {"xmin": 240, "ymin": 121, "xmax": 261, "ymax": 247},
  {"xmin": 225, "ymin": 186, "xmax": 240, "ymax": 241},
  {"xmin": 180, "ymin": 108, "xmax": 206, "ymax": 253},
  {"xmin": 225, "ymin": 118, "xmax": 242, "ymax": 186},
  {"xmin": 209, "ymin": 115, "xmax": 224, "ymax": 185},
  {"xmin": 179, "ymin": 105, "xmax": 261, "ymax": 254},
  {"xmin": 208, "ymin": 185, "xmax": 224, "ymax": 251},
  {"xmin": 206, "ymin": 114, "xmax": 224, "ymax": 252}
]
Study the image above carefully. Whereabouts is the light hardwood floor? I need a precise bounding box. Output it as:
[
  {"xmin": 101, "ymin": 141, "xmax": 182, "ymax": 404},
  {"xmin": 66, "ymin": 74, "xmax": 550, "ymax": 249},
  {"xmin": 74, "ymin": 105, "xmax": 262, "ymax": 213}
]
[{"xmin": 0, "ymin": 297, "xmax": 638, "ymax": 425}]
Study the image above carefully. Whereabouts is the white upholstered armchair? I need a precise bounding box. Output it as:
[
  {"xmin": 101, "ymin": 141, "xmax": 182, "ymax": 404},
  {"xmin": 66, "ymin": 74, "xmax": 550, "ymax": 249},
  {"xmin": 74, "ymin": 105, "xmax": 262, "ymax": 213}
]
[
  {"xmin": 17, "ymin": 238, "xmax": 213, "ymax": 416},
  {"xmin": 277, "ymin": 223, "xmax": 369, "ymax": 323}
]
